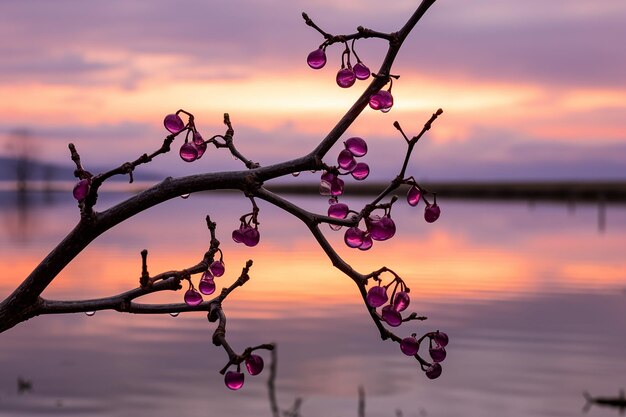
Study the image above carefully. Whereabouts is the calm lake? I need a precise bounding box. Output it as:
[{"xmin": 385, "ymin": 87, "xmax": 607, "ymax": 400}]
[{"xmin": 1, "ymin": 187, "xmax": 625, "ymax": 417}]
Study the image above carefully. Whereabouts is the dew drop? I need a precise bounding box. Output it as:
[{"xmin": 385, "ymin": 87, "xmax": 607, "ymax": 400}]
[
  {"xmin": 291, "ymin": 171, "xmax": 300, "ymax": 177},
  {"xmin": 85, "ymin": 311, "xmax": 96, "ymax": 317},
  {"xmin": 232, "ymin": 155, "xmax": 239, "ymax": 161},
  {"xmin": 169, "ymin": 312, "xmax": 180, "ymax": 317},
  {"xmin": 180, "ymin": 193, "xmax": 190, "ymax": 199}
]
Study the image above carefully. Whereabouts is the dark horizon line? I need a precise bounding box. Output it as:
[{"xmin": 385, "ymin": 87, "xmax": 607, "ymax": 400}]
[{"xmin": 2, "ymin": 179, "xmax": 625, "ymax": 202}]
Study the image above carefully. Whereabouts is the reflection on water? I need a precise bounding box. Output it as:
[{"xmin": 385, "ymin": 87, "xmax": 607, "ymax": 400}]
[{"xmin": 1, "ymin": 191, "xmax": 625, "ymax": 417}]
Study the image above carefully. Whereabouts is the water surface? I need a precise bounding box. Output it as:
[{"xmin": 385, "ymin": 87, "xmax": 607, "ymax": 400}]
[{"xmin": 1, "ymin": 190, "xmax": 625, "ymax": 417}]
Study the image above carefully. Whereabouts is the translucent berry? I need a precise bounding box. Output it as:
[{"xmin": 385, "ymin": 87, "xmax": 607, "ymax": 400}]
[
  {"xmin": 425, "ymin": 363, "xmax": 442, "ymax": 380},
  {"xmin": 243, "ymin": 227, "xmax": 260, "ymax": 247},
  {"xmin": 307, "ymin": 48, "xmax": 326, "ymax": 69},
  {"xmin": 351, "ymin": 162, "xmax": 369, "ymax": 181},
  {"xmin": 424, "ymin": 204, "xmax": 441, "ymax": 223},
  {"xmin": 433, "ymin": 331, "xmax": 449, "ymax": 347},
  {"xmin": 407, "ymin": 186, "xmax": 421, "ymax": 206},
  {"xmin": 245, "ymin": 354, "xmax": 264, "ymax": 376},
  {"xmin": 429, "ymin": 343, "xmax": 447, "ymax": 363},
  {"xmin": 224, "ymin": 371, "xmax": 245, "ymax": 390},
  {"xmin": 179, "ymin": 142, "xmax": 198, "ymax": 162},
  {"xmin": 184, "ymin": 288, "xmax": 203, "ymax": 306},
  {"xmin": 72, "ymin": 179, "xmax": 89, "ymax": 201},
  {"xmin": 366, "ymin": 286, "xmax": 388, "ymax": 308},
  {"xmin": 209, "ymin": 260, "xmax": 225, "ymax": 277},
  {"xmin": 378, "ymin": 90, "xmax": 394, "ymax": 109},
  {"xmin": 369, "ymin": 93, "xmax": 384, "ymax": 110},
  {"xmin": 344, "ymin": 137, "xmax": 367, "ymax": 157},
  {"xmin": 368, "ymin": 216, "xmax": 396, "ymax": 241},
  {"xmin": 328, "ymin": 202, "xmax": 349, "ymax": 219},
  {"xmin": 369, "ymin": 90, "xmax": 393, "ymax": 111},
  {"xmin": 319, "ymin": 172, "xmax": 335, "ymax": 196},
  {"xmin": 232, "ymin": 227, "xmax": 245, "ymax": 243},
  {"xmin": 199, "ymin": 276, "xmax": 216, "ymax": 295},
  {"xmin": 381, "ymin": 305, "xmax": 402, "ymax": 327},
  {"xmin": 337, "ymin": 149, "xmax": 357, "ymax": 171},
  {"xmin": 358, "ymin": 234, "xmax": 373, "ymax": 251},
  {"xmin": 164, "ymin": 113, "xmax": 185, "ymax": 133},
  {"xmin": 344, "ymin": 227, "xmax": 365, "ymax": 248},
  {"xmin": 321, "ymin": 171, "xmax": 335, "ymax": 183},
  {"xmin": 191, "ymin": 131, "xmax": 202, "ymax": 145},
  {"xmin": 195, "ymin": 141, "xmax": 207, "ymax": 159},
  {"xmin": 336, "ymin": 68, "xmax": 356, "ymax": 88},
  {"xmin": 330, "ymin": 176, "xmax": 345, "ymax": 197},
  {"xmin": 392, "ymin": 291, "xmax": 410, "ymax": 312},
  {"xmin": 400, "ymin": 336, "xmax": 420, "ymax": 356},
  {"xmin": 353, "ymin": 62, "xmax": 370, "ymax": 80}
]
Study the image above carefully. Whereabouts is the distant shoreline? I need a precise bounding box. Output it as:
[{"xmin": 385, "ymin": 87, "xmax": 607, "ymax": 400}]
[{"xmin": 1, "ymin": 180, "xmax": 625, "ymax": 202}]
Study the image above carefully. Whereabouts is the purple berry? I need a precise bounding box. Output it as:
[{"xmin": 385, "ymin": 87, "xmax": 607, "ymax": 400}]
[
  {"xmin": 199, "ymin": 277, "xmax": 216, "ymax": 295},
  {"xmin": 351, "ymin": 162, "xmax": 369, "ymax": 181},
  {"xmin": 392, "ymin": 291, "xmax": 410, "ymax": 312},
  {"xmin": 400, "ymin": 336, "xmax": 420, "ymax": 356},
  {"xmin": 245, "ymin": 354, "xmax": 264, "ymax": 376},
  {"xmin": 232, "ymin": 227, "xmax": 245, "ymax": 243},
  {"xmin": 434, "ymin": 332, "xmax": 449, "ymax": 347},
  {"xmin": 429, "ymin": 343, "xmax": 447, "ymax": 363},
  {"xmin": 319, "ymin": 172, "xmax": 335, "ymax": 196},
  {"xmin": 378, "ymin": 90, "xmax": 394, "ymax": 109},
  {"xmin": 224, "ymin": 371, "xmax": 245, "ymax": 390},
  {"xmin": 319, "ymin": 182, "xmax": 332, "ymax": 196},
  {"xmin": 344, "ymin": 227, "xmax": 365, "ymax": 248},
  {"xmin": 336, "ymin": 68, "xmax": 356, "ymax": 88},
  {"xmin": 72, "ymin": 179, "xmax": 89, "ymax": 201},
  {"xmin": 353, "ymin": 62, "xmax": 370, "ymax": 80},
  {"xmin": 344, "ymin": 137, "xmax": 367, "ymax": 157},
  {"xmin": 407, "ymin": 186, "xmax": 421, "ymax": 206},
  {"xmin": 366, "ymin": 286, "xmax": 388, "ymax": 308},
  {"xmin": 330, "ymin": 176, "xmax": 345, "ymax": 197},
  {"xmin": 193, "ymin": 131, "xmax": 204, "ymax": 145},
  {"xmin": 368, "ymin": 216, "xmax": 396, "ymax": 241},
  {"xmin": 337, "ymin": 149, "xmax": 357, "ymax": 171},
  {"xmin": 369, "ymin": 90, "xmax": 393, "ymax": 111},
  {"xmin": 328, "ymin": 202, "xmax": 349, "ymax": 219},
  {"xmin": 369, "ymin": 93, "xmax": 384, "ymax": 110},
  {"xmin": 307, "ymin": 48, "xmax": 326, "ymax": 69},
  {"xmin": 209, "ymin": 261, "xmax": 225, "ymax": 277},
  {"xmin": 243, "ymin": 227, "xmax": 260, "ymax": 247},
  {"xmin": 179, "ymin": 142, "xmax": 198, "ymax": 162},
  {"xmin": 164, "ymin": 113, "xmax": 185, "ymax": 133},
  {"xmin": 184, "ymin": 288, "xmax": 203, "ymax": 306},
  {"xmin": 425, "ymin": 363, "xmax": 442, "ymax": 380},
  {"xmin": 381, "ymin": 305, "xmax": 402, "ymax": 327},
  {"xmin": 424, "ymin": 204, "xmax": 441, "ymax": 223},
  {"xmin": 195, "ymin": 141, "xmax": 207, "ymax": 159},
  {"xmin": 358, "ymin": 234, "xmax": 373, "ymax": 251}
]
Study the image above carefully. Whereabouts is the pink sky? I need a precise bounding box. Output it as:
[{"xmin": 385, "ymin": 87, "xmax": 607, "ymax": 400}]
[{"xmin": 1, "ymin": 0, "xmax": 625, "ymax": 180}]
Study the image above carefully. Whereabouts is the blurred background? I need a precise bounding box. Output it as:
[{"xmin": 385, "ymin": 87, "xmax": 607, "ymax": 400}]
[{"xmin": 1, "ymin": 1, "xmax": 625, "ymax": 416}]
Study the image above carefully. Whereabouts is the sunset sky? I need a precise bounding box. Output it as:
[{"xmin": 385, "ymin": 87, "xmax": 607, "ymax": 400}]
[{"xmin": 1, "ymin": 0, "xmax": 625, "ymax": 181}]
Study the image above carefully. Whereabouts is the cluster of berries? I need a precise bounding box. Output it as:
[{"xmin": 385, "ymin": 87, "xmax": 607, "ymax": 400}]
[
  {"xmin": 307, "ymin": 42, "xmax": 395, "ymax": 113},
  {"xmin": 232, "ymin": 211, "xmax": 260, "ymax": 247},
  {"xmin": 224, "ymin": 354, "xmax": 264, "ymax": 390},
  {"xmin": 406, "ymin": 184, "xmax": 441, "ymax": 223},
  {"xmin": 366, "ymin": 279, "xmax": 449, "ymax": 379},
  {"xmin": 307, "ymin": 41, "xmax": 371, "ymax": 89},
  {"xmin": 183, "ymin": 259, "xmax": 226, "ymax": 306},
  {"xmin": 400, "ymin": 331, "xmax": 449, "ymax": 379},
  {"xmin": 163, "ymin": 112, "xmax": 208, "ymax": 163},
  {"xmin": 366, "ymin": 284, "xmax": 410, "ymax": 327},
  {"xmin": 319, "ymin": 137, "xmax": 370, "ymax": 198}
]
